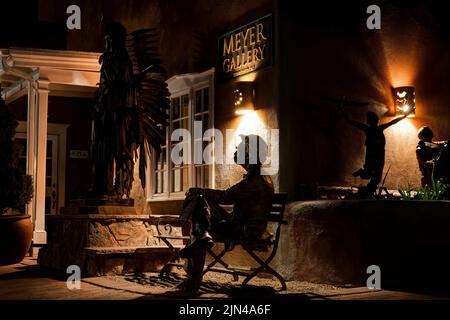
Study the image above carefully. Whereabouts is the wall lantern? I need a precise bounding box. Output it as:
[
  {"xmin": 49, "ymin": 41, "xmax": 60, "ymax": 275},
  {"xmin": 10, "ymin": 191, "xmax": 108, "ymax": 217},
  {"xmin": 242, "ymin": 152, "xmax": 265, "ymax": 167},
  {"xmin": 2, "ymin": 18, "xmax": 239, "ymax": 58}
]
[
  {"xmin": 393, "ymin": 86, "xmax": 415, "ymax": 116},
  {"xmin": 233, "ymin": 81, "xmax": 254, "ymax": 115}
]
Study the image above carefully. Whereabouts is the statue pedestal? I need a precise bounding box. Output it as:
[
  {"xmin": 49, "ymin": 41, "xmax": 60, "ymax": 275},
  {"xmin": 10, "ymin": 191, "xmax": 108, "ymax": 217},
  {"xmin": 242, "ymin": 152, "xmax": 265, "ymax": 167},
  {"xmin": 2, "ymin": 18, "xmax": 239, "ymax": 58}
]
[{"xmin": 38, "ymin": 199, "xmax": 184, "ymax": 275}]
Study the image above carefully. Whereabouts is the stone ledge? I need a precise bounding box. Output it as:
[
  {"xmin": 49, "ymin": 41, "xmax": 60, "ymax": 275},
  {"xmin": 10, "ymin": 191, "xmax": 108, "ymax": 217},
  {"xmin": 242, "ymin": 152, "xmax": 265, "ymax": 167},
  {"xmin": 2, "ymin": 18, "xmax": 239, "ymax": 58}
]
[
  {"xmin": 61, "ymin": 205, "xmax": 137, "ymax": 215},
  {"xmin": 47, "ymin": 214, "xmax": 154, "ymax": 220},
  {"xmin": 84, "ymin": 246, "xmax": 183, "ymax": 255}
]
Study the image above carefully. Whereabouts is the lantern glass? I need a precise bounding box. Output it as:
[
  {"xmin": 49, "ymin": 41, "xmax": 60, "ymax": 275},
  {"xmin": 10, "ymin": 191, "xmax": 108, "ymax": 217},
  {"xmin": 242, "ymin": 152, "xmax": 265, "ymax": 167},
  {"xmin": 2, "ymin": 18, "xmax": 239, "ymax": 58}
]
[
  {"xmin": 233, "ymin": 82, "xmax": 254, "ymax": 115},
  {"xmin": 393, "ymin": 86, "xmax": 415, "ymax": 116}
]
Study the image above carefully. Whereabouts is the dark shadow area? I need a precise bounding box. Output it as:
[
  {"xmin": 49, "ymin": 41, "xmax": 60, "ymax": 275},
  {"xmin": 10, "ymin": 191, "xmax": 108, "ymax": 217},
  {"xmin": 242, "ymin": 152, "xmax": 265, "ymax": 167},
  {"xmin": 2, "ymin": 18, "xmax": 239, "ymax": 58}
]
[
  {"xmin": 0, "ymin": 1, "xmax": 66, "ymax": 49},
  {"xmin": 125, "ymin": 272, "xmax": 323, "ymax": 300},
  {"xmin": 0, "ymin": 263, "xmax": 68, "ymax": 282}
]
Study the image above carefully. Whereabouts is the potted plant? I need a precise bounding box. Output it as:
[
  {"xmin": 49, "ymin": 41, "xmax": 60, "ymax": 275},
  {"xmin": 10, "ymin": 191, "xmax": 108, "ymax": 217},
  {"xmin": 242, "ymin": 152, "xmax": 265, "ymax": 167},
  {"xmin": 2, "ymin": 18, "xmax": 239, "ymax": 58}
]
[{"xmin": 0, "ymin": 94, "xmax": 33, "ymax": 265}]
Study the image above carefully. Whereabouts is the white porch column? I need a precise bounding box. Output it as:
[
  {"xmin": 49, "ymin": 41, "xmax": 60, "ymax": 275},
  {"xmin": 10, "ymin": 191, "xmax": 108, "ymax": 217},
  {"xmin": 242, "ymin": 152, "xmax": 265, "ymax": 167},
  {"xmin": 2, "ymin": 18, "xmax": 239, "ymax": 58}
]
[
  {"xmin": 33, "ymin": 80, "xmax": 50, "ymax": 245},
  {"xmin": 26, "ymin": 80, "xmax": 37, "ymax": 221}
]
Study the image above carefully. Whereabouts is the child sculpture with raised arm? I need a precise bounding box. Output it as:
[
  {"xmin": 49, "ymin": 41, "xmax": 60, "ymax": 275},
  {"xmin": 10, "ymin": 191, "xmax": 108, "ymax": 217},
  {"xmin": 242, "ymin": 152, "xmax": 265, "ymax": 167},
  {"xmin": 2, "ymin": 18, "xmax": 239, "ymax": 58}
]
[{"xmin": 341, "ymin": 109, "xmax": 410, "ymax": 197}]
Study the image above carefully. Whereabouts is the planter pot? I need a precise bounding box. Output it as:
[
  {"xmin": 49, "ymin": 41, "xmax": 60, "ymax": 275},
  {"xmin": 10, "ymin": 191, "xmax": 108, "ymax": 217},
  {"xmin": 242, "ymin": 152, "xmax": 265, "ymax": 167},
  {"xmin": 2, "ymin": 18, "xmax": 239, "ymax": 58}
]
[{"xmin": 0, "ymin": 214, "xmax": 33, "ymax": 266}]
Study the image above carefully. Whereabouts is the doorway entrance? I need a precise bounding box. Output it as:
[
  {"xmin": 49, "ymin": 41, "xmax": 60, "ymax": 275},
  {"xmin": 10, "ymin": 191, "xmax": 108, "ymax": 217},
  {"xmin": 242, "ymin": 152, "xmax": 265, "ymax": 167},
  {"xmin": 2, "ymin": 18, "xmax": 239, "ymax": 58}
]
[{"xmin": 16, "ymin": 122, "xmax": 68, "ymax": 215}]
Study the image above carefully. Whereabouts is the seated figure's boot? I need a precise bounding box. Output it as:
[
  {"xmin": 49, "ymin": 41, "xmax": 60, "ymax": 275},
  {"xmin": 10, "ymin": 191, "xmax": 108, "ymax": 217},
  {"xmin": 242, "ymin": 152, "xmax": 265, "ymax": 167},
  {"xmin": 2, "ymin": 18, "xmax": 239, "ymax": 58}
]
[{"xmin": 200, "ymin": 231, "xmax": 214, "ymax": 249}]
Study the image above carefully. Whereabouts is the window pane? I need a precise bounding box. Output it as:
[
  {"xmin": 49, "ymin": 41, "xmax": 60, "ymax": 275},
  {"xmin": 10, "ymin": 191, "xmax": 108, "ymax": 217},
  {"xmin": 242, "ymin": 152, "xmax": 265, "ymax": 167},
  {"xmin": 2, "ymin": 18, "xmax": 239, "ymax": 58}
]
[
  {"xmin": 203, "ymin": 114, "xmax": 209, "ymax": 129},
  {"xmin": 195, "ymin": 166, "xmax": 202, "ymax": 188},
  {"xmin": 155, "ymin": 172, "xmax": 161, "ymax": 194},
  {"xmin": 46, "ymin": 159, "xmax": 52, "ymax": 176},
  {"xmin": 152, "ymin": 84, "xmax": 212, "ymax": 198},
  {"xmin": 182, "ymin": 117, "xmax": 189, "ymax": 130},
  {"xmin": 203, "ymin": 88, "xmax": 209, "ymax": 111},
  {"xmin": 157, "ymin": 148, "xmax": 166, "ymax": 170},
  {"xmin": 163, "ymin": 170, "xmax": 168, "ymax": 193},
  {"xmin": 173, "ymin": 168, "xmax": 181, "ymax": 192},
  {"xmin": 182, "ymin": 167, "xmax": 190, "ymax": 191},
  {"xmin": 195, "ymin": 90, "xmax": 202, "ymax": 114},
  {"xmin": 181, "ymin": 94, "xmax": 189, "ymax": 117},
  {"xmin": 173, "ymin": 120, "xmax": 180, "ymax": 131},
  {"xmin": 162, "ymin": 148, "xmax": 167, "ymax": 170},
  {"xmin": 172, "ymin": 98, "xmax": 180, "ymax": 119},
  {"xmin": 47, "ymin": 140, "xmax": 53, "ymax": 158},
  {"xmin": 204, "ymin": 166, "xmax": 209, "ymax": 187}
]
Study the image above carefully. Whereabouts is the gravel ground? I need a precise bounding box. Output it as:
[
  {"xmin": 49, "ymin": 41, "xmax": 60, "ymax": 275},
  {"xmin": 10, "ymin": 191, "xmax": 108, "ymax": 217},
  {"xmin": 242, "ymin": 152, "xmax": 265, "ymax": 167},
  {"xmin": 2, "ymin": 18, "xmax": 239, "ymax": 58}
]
[{"xmin": 101, "ymin": 271, "xmax": 381, "ymax": 299}]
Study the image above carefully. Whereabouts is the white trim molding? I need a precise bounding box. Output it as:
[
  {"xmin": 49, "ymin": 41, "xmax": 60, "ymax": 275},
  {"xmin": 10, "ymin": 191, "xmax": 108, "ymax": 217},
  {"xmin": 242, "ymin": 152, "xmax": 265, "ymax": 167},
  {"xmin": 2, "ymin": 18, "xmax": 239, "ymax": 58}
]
[{"xmin": 1, "ymin": 47, "xmax": 101, "ymax": 100}]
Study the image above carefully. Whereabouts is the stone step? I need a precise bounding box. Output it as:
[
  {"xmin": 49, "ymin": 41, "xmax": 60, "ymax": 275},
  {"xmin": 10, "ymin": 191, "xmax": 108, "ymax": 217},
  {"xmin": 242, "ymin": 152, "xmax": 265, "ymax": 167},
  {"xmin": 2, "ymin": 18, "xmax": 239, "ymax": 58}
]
[{"xmin": 83, "ymin": 245, "xmax": 184, "ymax": 276}]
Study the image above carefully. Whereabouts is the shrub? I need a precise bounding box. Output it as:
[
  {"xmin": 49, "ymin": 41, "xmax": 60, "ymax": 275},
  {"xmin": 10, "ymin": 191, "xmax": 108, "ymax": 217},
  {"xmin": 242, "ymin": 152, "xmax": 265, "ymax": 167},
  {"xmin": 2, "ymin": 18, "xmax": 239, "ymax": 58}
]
[{"xmin": 0, "ymin": 95, "xmax": 33, "ymax": 214}]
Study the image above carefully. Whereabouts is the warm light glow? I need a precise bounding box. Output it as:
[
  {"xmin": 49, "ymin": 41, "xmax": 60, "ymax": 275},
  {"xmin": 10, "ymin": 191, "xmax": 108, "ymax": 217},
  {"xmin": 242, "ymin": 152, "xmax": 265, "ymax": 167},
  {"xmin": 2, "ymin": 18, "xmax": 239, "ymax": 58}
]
[
  {"xmin": 235, "ymin": 111, "xmax": 266, "ymax": 136},
  {"xmin": 387, "ymin": 118, "xmax": 417, "ymax": 137},
  {"xmin": 401, "ymin": 104, "xmax": 416, "ymax": 118},
  {"xmin": 235, "ymin": 109, "xmax": 253, "ymax": 115},
  {"xmin": 238, "ymin": 72, "xmax": 257, "ymax": 82},
  {"xmin": 226, "ymin": 111, "xmax": 267, "ymax": 163}
]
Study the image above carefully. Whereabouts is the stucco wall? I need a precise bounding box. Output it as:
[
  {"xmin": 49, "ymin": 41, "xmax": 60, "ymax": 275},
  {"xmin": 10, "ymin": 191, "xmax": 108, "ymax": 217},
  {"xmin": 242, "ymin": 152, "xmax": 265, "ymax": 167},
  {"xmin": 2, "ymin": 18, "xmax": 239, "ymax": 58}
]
[{"xmin": 33, "ymin": 0, "xmax": 450, "ymax": 200}]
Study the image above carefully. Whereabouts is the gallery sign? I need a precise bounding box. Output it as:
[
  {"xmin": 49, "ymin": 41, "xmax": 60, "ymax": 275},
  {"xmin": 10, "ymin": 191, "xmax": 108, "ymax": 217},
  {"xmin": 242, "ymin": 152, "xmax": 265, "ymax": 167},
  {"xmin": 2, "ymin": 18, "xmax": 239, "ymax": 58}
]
[
  {"xmin": 218, "ymin": 14, "xmax": 272, "ymax": 80},
  {"xmin": 70, "ymin": 150, "xmax": 89, "ymax": 159}
]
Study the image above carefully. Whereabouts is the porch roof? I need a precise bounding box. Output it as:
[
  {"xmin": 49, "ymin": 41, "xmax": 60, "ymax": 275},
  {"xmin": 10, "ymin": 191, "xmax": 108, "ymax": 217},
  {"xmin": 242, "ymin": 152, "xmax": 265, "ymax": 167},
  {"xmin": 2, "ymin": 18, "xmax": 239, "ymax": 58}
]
[{"xmin": 0, "ymin": 47, "xmax": 101, "ymax": 101}]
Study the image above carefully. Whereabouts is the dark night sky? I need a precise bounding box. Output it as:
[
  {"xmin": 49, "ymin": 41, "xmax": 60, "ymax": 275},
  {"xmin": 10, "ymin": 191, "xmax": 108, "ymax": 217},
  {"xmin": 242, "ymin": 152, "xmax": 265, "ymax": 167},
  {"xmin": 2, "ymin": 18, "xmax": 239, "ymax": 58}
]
[
  {"xmin": 3, "ymin": 1, "xmax": 450, "ymax": 51},
  {"xmin": 0, "ymin": 1, "xmax": 67, "ymax": 49}
]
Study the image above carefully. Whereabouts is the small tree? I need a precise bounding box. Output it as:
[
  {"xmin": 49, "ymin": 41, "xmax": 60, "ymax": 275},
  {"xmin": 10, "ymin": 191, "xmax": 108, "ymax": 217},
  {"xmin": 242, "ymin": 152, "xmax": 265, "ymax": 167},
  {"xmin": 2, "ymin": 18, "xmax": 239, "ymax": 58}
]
[{"xmin": 0, "ymin": 95, "xmax": 33, "ymax": 214}]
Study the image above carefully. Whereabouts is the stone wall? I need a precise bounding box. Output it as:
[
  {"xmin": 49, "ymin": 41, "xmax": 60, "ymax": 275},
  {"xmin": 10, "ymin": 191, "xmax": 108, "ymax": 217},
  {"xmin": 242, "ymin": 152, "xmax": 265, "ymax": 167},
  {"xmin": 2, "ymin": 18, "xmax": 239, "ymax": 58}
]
[{"xmin": 38, "ymin": 215, "xmax": 183, "ymax": 275}]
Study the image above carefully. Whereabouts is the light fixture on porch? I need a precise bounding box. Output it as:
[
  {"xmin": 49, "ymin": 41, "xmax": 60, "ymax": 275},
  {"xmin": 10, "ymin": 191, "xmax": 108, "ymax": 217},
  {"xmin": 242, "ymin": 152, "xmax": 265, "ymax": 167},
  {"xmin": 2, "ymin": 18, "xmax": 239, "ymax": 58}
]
[
  {"xmin": 393, "ymin": 86, "xmax": 415, "ymax": 116},
  {"xmin": 234, "ymin": 81, "xmax": 254, "ymax": 115}
]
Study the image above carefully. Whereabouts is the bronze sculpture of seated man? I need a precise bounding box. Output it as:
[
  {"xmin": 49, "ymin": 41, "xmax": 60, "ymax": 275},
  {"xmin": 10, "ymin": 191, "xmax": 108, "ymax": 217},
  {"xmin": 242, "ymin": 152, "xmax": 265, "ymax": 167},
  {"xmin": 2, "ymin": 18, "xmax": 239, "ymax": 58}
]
[{"xmin": 177, "ymin": 135, "xmax": 274, "ymax": 295}]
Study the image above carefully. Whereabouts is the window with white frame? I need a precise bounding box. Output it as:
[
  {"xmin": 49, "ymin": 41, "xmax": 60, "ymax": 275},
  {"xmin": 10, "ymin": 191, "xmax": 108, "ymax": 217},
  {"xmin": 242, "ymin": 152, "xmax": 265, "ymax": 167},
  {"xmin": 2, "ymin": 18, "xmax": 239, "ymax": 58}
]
[{"xmin": 148, "ymin": 68, "xmax": 215, "ymax": 200}]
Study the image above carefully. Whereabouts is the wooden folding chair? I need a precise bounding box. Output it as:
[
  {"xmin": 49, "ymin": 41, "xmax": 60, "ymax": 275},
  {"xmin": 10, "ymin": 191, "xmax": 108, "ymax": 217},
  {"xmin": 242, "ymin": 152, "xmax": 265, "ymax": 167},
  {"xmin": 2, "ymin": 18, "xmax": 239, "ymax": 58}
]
[{"xmin": 155, "ymin": 192, "xmax": 288, "ymax": 290}]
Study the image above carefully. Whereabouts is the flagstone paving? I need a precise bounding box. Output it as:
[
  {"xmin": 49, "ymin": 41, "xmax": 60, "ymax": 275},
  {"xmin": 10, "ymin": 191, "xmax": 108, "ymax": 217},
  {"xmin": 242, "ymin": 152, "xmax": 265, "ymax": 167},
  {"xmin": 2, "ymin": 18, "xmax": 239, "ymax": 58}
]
[{"xmin": 0, "ymin": 257, "xmax": 447, "ymax": 300}]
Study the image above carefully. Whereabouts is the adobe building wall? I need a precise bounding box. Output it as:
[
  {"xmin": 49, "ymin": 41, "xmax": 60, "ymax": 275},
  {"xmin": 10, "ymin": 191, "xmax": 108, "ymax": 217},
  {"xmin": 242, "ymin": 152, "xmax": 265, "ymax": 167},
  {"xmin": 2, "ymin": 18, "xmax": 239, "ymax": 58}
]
[
  {"xmin": 31, "ymin": 0, "xmax": 279, "ymax": 212},
  {"xmin": 279, "ymin": 1, "xmax": 450, "ymax": 198},
  {"xmin": 33, "ymin": 0, "xmax": 450, "ymax": 202}
]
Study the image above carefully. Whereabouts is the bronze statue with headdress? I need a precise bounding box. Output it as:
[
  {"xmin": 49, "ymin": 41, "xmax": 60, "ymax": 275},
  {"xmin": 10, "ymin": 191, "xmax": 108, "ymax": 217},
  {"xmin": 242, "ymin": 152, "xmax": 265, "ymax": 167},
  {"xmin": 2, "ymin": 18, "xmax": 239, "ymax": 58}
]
[{"xmin": 89, "ymin": 17, "xmax": 170, "ymax": 200}]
